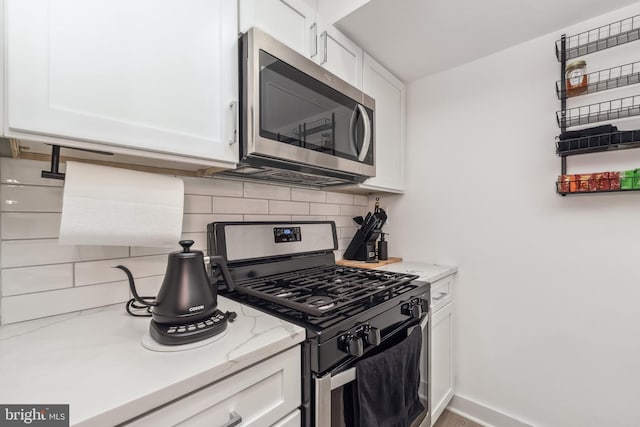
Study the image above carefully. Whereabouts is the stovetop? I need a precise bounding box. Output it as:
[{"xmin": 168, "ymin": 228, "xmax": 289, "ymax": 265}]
[{"xmin": 233, "ymin": 265, "xmax": 419, "ymax": 317}]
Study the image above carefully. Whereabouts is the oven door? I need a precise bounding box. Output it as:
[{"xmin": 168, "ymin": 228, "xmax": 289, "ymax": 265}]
[
  {"xmin": 313, "ymin": 314, "xmax": 431, "ymax": 427},
  {"xmin": 242, "ymin": 28, "xmax": 375, "ymax": 179}
]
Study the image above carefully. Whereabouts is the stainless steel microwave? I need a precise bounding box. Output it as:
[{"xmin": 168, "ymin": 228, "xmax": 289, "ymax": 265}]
[{"xmin": 225, "ymin": 27, "xmax": 375, "ymax": 187}]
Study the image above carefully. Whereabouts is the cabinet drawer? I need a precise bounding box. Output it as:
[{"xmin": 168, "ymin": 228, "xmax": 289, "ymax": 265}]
[
  {"xmin": 127, "ymin": 346, "xmax": 301, "ymax": 427},
  {"xmin": 272, "ymin": 410, "xmax": 301, "ymax": 427},
  {"xmin": 430, "ymin": 275, "xmax": 454, "ymax": 310}
]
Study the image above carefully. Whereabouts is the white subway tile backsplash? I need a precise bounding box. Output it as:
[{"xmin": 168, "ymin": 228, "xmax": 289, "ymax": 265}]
[
  {"xmin": 129, "ymin": 275, "xmax": 164, "ymax": 299},
  {"xmin": 269, "ymin": 200, "xmax": 309, "ymax": 215},
  {"xmin": 291, "ymin": 188, "xmax": 326, "ymax": 203},
  {"xmin": 1, "ymin": 213, "xmax": 61, "ymax": 239},
  {"xmin": 244, "ymin": 182, "xmax": 290, "ymax": 200},
  {"xmin": 184, "ymin": 195, "xmax": 212, "ymax": 214},
  {"xmin": 213, "ymin": 197, "xmax": 268, "ymax": 214},
  {"xmin": 326, "ymin": 192, "xmax": 353, "ymax": 205},
  {"xmin": 1, "ymin": 158, "xmax": 64, "ymax": 187},
  {"xmin": 75, "ymin": 255, "xmax": 167, "ymax": 287},
  {"xmin": 183, "ymin": 177, "xmax": 243, "ymax": 197},
  {"xmin": 337, "ymin": 227, "xmax": 358, "ymax": 239},
  {"xmin": 1, "ymin": 185, "xmax": 63, "ymax": 212},
  {"xmin": 1, "ymin": 264, "xmax": 73, "ymax": 296},
  {"xmin": 129, "ymin": 246, "xmax": 172, "ymax": 257},
  {"xmin": 330, "ymin": 216, "xmax": 359, "ymax": 227},
  {"xmin": 340, "ymin": 205, "xmax": 366, "ymax": 216},
  {"xmin": 0, "ymin": 282, "xmax": 129, "ymax": 324},
  {"xmin": 309, "ymin": 203, "xmax": 340, "ymax": 216},
  {"xmin": 1, "ymin": 240, "xmax": 128, "ymax": 268},
  {"xmin": 337, "ymin": 238, "xmax": 352, "ymax": 250},
  {"xmin": 181, "ymin": 233, "xmax": 208, "ymax": 251},
  {"xmin": 0, "ymin": 158, "xmax": 366, "ymax": 323},
  {"xmin": 291, "ymin": 215, "xmax": 326, "ymax": 221},
  {"xmin": 182, "ymin": 214, "xmax": 242, "ymax": 233},
  {"xmin": 353, "ymin": 195, "xmax": 369, "ymax": 206},
  {"xmin": 243, "ymin": 214, "xmax": 291, "ymax": 222}
]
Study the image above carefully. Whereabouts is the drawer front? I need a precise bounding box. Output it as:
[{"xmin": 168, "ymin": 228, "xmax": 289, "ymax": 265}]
[
  {"xmin": 272, "ymin": 410, "xmax": 301, "ymax": 427},
  {"xmin": 430, "ymin": 275, "xmax": 454, "ymax": 311},
  {"xmin": 127, "ymin": 346, "xmax": 301, "ymax": 427}
]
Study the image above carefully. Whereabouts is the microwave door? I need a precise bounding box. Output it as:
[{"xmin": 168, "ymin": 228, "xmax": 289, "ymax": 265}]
[{"xmin": 246, "ymin": 32, "xmax": 376, "ymax": 178}]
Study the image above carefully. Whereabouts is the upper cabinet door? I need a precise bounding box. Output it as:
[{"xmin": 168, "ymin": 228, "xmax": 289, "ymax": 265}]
[
  {"xmin": 240, "ymin": 0, "xmax": 316, "ymax": 57},
  {"xmin": 6, "ymin": 0, "xmax": 238, "ymax": 164},
  {"xmin": 362, "ymin": 53, "xmax": 405, "ymax": 192},
  {"xmin": 313, "ymin": 24, "xmax": 363, "ymax": 89}
]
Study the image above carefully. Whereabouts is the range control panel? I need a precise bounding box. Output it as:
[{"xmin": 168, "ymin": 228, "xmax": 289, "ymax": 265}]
[{"xmin": 273, "ymin": 226, "xmax": 302, "ymax": 243}]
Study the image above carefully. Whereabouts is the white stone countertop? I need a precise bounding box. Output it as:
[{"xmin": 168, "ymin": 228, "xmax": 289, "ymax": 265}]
[
  {"xmin": 374, "ymin": 261, "xmax": 458, "ymax": 283},
  {"xmin": 0, "ymin": 297, "xmax": 305, "ymax": 426}
]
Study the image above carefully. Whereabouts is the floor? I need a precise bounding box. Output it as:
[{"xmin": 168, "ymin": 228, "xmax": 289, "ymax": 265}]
[{"xmin": 433, "ymin": 410, "xmax": 484, "ymax": 427}]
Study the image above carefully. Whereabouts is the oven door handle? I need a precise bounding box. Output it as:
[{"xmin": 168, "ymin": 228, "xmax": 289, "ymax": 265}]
[
  {"xmin": 315, "ymin": 368, "xmax": 356, "ymax": 427},
  {"xmin": 409, "ymin": 313, "xmax": 429, "ymax": 336}
]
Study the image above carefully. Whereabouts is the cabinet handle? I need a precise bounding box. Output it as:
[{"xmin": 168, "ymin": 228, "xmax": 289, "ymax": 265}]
[
  {"xmin": 227, "ymin": 101, "xmax": 238, "ymax": 145},
  {"xmin": 432, "ymin": 293, "xmax": 447, "ymax": 301},
  {"xmin": 221, "ymin": 411, "xmax": 242, "ymax": 427},
  {"xmin": 310, "ymin": 22, "xmax": 318, "ymax": 57},
  {"xmin": 320, "ymin": 31, "xmax": 328, "ymax": 65}
]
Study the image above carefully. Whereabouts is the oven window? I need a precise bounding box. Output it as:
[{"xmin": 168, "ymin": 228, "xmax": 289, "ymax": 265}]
[{"xmin": 259, "ymin": 50, "xmax": 373, "ymax": 165}]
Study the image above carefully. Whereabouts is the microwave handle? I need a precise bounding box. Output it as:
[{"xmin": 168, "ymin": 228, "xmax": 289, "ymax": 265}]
[
  {"xmin": 358, "ymin": 104, "xmax": 372, "ymax": 162},
  {"xmin": 349, "ymin": 104, "xmax": 372, "ymax": 162}
]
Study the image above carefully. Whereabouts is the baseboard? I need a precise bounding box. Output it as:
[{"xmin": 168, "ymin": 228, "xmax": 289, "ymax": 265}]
[{"xmin": 446, "ymin": 394, "xmax": 533, "ymax": 427}]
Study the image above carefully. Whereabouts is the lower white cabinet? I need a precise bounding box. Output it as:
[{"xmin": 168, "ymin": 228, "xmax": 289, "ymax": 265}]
[
  {"xmin": 272, "ymin": 410, "xmax": 301, "ymax": 427},
  {"xmin": 430, "ymin": 300, "xmax": 454, "ymax": 426},
  {"xmin": 126, "ymin": 346, "xmax": 301, "ymax": 426}
]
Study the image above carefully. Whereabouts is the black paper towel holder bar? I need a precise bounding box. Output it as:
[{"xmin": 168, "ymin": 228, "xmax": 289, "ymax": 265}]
[
  {"xmin": 41, "ymin": 145, "xmax": 65, "ymax": 180},
  {"xmin": 41, "ymin": 144, "xmax": 115, "ymax": 181}
]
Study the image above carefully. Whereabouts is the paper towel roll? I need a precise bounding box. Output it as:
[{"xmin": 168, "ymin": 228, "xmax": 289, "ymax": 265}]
[{"xmin": 59, "ymin": 162, "xmax": 184, "ymax": 247}]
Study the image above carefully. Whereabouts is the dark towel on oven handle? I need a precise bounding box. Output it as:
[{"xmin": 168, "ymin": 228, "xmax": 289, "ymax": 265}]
[{"xmin": 344, "ymin": 326, "xmax": 425, "ymax": 427}]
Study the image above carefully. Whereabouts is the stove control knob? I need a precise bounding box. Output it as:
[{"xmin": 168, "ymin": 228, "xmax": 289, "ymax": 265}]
[
  {"xmin": 402, "ymin": 299, "xmax": 426, "ymax": 319},
  {"xmin": 411, "ymin": 302, "xmax": 423, "ymax": 319},
  {"xmin": 341, "ymin": 334, "xmax": 364, "ymax": 357},
  {"xmin": 363, "ymin": 326, "xmax": 381, "ymax": 346}
]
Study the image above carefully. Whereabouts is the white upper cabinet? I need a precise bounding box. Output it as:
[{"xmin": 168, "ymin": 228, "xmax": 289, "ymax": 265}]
[
  {"xmin": 312, "ymin": 22, "xmax": 363, "ymax": 89},
  {"xmin": 361, "ymin": 53, "xmax": 405, "ymax": 193},
  {"xmin": 240, "ymin": 0, "xmax": 316, "ymax": 57},
  {"xmin": 6, "ymin": 0, "xmax": 238, "ymax": 166}
]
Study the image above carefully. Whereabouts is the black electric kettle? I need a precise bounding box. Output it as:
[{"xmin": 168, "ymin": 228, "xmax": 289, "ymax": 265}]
[{"xmin": 115, "ymin": 240, "xmax": 236, "ymax": 345}]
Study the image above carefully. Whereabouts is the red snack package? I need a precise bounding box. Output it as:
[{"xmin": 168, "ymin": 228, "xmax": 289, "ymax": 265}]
[
  {"xmin": 576, "ymin": 174, "xmax": 592, "ymax": 192},
  {"xmin": 609, "ymin": 171, "xmax": 621, "ymax": 190},
  {"xmin": 558, "ymin": 174, "xmax": 577, "ymax": 193},
  {"xmin": 592, "ymin": 172, "xmax": 610, "ymax": 191}
]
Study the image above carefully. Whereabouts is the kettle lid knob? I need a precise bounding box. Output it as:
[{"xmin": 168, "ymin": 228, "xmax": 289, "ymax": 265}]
[{"xmin": 179, "ymin": 240, "xmax": 195, "ymax": 252}]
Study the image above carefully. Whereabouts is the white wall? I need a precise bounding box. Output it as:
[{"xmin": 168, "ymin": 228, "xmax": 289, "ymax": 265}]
[{"xmin": 379, "ymin": 3, "xmax": 640, "ymax": 426}]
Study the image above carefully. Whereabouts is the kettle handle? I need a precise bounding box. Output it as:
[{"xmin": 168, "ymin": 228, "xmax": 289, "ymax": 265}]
[{"xmin": 209, "ymin": 256, "xmax": 235, "ymax": 292}]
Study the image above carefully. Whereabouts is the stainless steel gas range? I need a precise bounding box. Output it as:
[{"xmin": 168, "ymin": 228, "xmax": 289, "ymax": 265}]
[{"xmin": 207, "ymin": 221, "xmax": 430, "ymax": 427}]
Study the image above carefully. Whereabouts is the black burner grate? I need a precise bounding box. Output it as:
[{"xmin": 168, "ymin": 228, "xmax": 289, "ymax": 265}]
[{"xmin": 234, "ymin": 265, "xmax": 419, "ymax": 317}]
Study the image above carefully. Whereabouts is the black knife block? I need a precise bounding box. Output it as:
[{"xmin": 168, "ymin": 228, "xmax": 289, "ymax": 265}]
[{"xmin": 345, "ymin": 232, "xmax": 378, "ymax": 262}]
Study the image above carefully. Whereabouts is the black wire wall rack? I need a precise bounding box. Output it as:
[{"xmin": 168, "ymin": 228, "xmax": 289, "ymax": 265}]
[
  {"xmin": 555, "ymin": 14, "xmax": 640, "ymax": 61},
  {"xmin": 556, "ymin": 94, "xmax": 640, "ymax": 128},
  {"xmin": 555, "ymin": 13, "xmax": 640, "ymax": 196},
  {"xmin": 555, "ymin": 61, "xmax": 640, "ymax": 99},
  {"xmin": 556, "ymin": 130, "xmax": 640, "ymax": 155}
]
